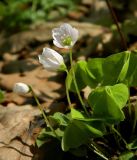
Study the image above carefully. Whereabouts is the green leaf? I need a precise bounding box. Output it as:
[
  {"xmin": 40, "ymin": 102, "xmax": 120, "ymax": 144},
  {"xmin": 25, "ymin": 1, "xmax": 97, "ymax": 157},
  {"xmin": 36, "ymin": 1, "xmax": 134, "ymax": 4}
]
[
  {"xmin": 66, "ymin": 60, "xmax": 96, "ymax": 92},
  {"xmin": 62, "ymin": 119, "xmax": 104, "ymax": 151},
  {"xmin": 128, "ymin": 137, "xmax": 137, "ymax": 150},
  {"xmin": 49, "ymin": 112, "xmax": 70, "ymax": 127},
  {"xmin": 69, "ymin": 146, "xmax": 87, "ymax": 157},
  {"xmin": 116, "ymin": 51, "xmax": 130, "ymax": 82},
  {"xmin": 36, "ymin": 128, "xmax": 63, "ymax": 148},
  {"xmin": 0, "ymin": 90, "xmax": 4, "ymax": 103},
  {"xmin": 87, "ymin": 51, "xmax": 129, "ymax": 86},
  {"xmin": 36, "ymin": 128, "xmax": 55, "ymax": 148},
  {"xmin": 67, "ymin": 51, "xmax": 137, "ymax": 92},
  {"xmin": 37, "ymin": 113, "xmax": 71, "ymax": 148},
  {"xmin": 125, "ymin": 51, "xmax": 137, "ymax": 86},
  {"xmin": 66, "ymin": 61, "xmax": 86, "ymax": 92},
  {"xmin": 88, "ymin": 83, "xmax": 129, "ymax": 123},
  {"xmin": 87, "ymin": 51, "xmax": 137, "ymax": 87},
  {"xmin": 70, "ymin": 108, "xmax": 85, "ymax": 119},
  {"xmin": 119, "ymin": 151, "xmax": 135, "ymax": 160}
]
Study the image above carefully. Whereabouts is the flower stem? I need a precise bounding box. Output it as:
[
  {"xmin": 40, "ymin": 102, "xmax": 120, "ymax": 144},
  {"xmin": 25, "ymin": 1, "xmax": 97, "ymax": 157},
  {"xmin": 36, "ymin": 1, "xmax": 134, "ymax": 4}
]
[
  {"xmin": 29, "ymin": 86, "xmax": 59, "ymax": 139},
  {"xmin": 128, "ymin": 90, "xmax": 132, "ymax": 118},
  {"xmin": 111, "ymin": 125, "xmax": 129, "ymax": 149},
  {"xmin": 65, "ymin": 70, "xmax": 72, "ymax": 107},
  {"xmin": 69, "ymin": 49, "xmax": 89, "ymax": 117},
  {"xmin": 131, "ymin": 98, "xmax": 137, "ymax": 135},
  {"xmin": 88, "ymin": 142, "xmax": 108, "ymax": 160}
]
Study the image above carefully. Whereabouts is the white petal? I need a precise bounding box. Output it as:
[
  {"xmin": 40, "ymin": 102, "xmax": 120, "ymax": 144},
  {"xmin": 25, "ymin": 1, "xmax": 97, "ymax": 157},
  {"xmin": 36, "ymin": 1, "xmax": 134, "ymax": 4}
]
[
  {"xmin": 42, "ymin": 48, "xmax": 58, "ymax": 59},
  {"xmin": 52, "ymin": 28, "xmax": 63, "ymax": 44},
  {"xmin": 52, "ymin": 23, "xmax": 79, "ymax": 48},
  {"xmin": 71, "ymin": 28, "xmax": 79, "ymax": 43},
  {"xmin": 42, "ymin": 48, "xmax": 53, "ymax": 58},
  {"xmin": 54, "ymin": 40, "xmax": 71, "ymax": 49},
  {"xmin": 53, "ymin": 40, "xmax": 64, "ymax": 48},
  {"xmin": 60, "ymin": 23, "xmax": 73, "ymax": 36},
  {"xmin": 38, "ymin": 54, "xmax": 45, "ymax": 63},
  {"xmin": 45, "ymin": 48, "xmax": 64, "ymax": 63},
  {"xmin": 39, "ymin": 55, "xmax": 51, "ymax": 68},
  {"xmin": 39, "ymin": 57, "xmax": 58, "ymax": 71},
  {"xmin": 38, "ymin": 48, "xmax": 65, "ymax": 71},
  {"xmin": 44, "ymin": 60, "xmax": 59, "ymax": 71},
  {"xmin": 13, "ymin": 83, "xmax": 29, "ymax": 94}
]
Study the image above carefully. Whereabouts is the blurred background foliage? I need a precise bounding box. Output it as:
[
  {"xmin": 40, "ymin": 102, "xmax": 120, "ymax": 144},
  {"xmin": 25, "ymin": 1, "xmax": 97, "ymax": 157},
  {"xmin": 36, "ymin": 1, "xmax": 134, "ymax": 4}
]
[
  {"xmin": 0, "ymin": 0, "xmax": 137, "ymax": 34},
  {"xmin": 0, "ymin": 0, "xmax": 80, "ymax": 32},
  {"xmin": 0, "ymin": 0, "xmax": 137, "ymax": 53}
]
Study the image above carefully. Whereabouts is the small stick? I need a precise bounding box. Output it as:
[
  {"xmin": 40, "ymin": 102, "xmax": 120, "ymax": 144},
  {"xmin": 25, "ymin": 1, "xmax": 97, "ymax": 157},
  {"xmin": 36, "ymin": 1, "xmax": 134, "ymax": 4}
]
[{"xmin": 105, "ymin": 0, "xmax": 127, "ymax": 50}]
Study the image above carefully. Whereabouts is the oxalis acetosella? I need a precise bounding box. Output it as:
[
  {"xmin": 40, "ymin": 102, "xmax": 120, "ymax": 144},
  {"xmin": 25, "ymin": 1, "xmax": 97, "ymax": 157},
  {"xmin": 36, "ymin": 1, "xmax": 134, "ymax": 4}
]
[
  {"xmin": 13, "ymin": 23, "xmax": 90, "ymax": 155},
  {"xmin": 13, "ymin": 23, "xmax": 86, "ymax": 118},
  {"xmin": 13, "ymin": 82, "xmax": 30, "ymax": 95},
  {"xmin": 12, "ymin": 22, "xmax": 135, "ymax": 160},
  {"xmin": 38, "ymin": 47, "xmax": 66, "ymax": 72},
  {"xmin": 52, "ymin": 23, "xmax": 79, "ymax": 49}
]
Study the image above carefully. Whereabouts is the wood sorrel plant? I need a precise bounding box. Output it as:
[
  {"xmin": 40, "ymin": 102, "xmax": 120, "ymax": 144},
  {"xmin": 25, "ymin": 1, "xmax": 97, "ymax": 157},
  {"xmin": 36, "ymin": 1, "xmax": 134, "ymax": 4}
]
[{"xmin": 14, "ymin": 23, "xmax": 137, "ymax": 159}]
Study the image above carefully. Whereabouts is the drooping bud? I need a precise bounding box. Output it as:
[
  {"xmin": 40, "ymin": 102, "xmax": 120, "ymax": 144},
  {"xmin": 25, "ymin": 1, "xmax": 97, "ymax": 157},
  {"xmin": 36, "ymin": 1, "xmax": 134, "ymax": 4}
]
[{"xmin": 13, "ymin": 82, "xmax": 30, "ymax": 94}]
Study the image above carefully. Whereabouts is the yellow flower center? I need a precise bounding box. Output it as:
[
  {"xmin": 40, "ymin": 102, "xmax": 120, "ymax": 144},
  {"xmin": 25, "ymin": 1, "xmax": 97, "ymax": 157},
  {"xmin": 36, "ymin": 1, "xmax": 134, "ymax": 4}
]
[{"xmin": 62, "ymin": 36, "xmax": 72, "ymax": 46}]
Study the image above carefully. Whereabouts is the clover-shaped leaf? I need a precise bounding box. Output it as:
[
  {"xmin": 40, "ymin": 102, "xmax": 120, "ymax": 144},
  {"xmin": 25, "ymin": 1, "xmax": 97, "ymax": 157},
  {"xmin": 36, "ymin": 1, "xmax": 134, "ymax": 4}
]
[
  {"xmin": 62, "ymin": 119, "xmax": 105, "ymax": 151},
  {"xmin": 88, "ymin": 83, "xmax": 129, "ymax": 124}
]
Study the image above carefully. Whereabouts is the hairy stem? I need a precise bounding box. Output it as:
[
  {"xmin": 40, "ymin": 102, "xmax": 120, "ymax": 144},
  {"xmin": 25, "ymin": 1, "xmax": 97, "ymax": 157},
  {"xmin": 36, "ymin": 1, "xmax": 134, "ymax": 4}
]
[
  {"xmin": 88, "ymin": 143, "xmax": 108, "ymax": 160},
  {"xmin": 65, "ymin": 70, "xmax": 72, "ymax": 107},
  {"xmin": 131, "ymin": 98, "xmax": 137, "ymax": 135},
  {"xmin": 29, "ymin": 86, "xmax": 59, "ymax": 139},
  {"xmin": 69, "ymin": 49, "xmax": 89, "ymax": 117},
  {"xmin": 111, "ymin": 125, "xmax": 129, "ymax": 149}
]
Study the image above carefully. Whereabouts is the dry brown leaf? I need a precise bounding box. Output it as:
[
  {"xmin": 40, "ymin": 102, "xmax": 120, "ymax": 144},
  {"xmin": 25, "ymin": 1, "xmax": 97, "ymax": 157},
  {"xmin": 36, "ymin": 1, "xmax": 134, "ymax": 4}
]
[
  {"xmin": 0, "ymin": 22, "xmax": 108, "ymax": 53},
  {"xmin": 0, "ymin": 58, "xmax": 64, "ymax": 105},
  {"xmin": 0, "ymin": 104, "xmax": 40, "ymax": 160}
]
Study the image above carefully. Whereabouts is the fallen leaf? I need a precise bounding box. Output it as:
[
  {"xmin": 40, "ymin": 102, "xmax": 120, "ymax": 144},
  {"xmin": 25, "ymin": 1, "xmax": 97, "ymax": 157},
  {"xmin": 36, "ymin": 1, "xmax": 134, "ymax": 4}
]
[
  {"xmin": 0, "ymin": 22, "xmax": 108, "ymax": 53},
  {"xmin": 0, "ymin": 58, "xmax": 64, "ymax": 105},
  {"xmin": 0, "ymin": 104, "xmax": 40, "ymax": 160}
]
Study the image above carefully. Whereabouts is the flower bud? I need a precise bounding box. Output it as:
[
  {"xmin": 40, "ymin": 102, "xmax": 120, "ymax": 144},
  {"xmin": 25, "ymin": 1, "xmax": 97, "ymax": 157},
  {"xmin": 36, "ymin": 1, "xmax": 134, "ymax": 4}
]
[
  {"xmin": 38, "ymin": 48, "xmax": 66, "ymax": 71},
  {"xmin": 13, "ymin": 82, "xmax": 30, "ymax": 94}
]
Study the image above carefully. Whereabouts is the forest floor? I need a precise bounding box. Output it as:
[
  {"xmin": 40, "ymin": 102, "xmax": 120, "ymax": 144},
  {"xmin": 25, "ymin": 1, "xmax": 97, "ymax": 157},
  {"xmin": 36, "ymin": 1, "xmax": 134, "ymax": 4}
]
[{"xmin": 0, "ymin": 0, "xmax": 137, "ymax": 159}]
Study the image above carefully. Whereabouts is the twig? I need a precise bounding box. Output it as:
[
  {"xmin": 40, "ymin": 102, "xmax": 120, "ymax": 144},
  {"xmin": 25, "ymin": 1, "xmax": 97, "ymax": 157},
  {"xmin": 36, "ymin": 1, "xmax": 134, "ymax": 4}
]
[{"xmin": 105, "ymin": 0, "xmax": 127, "ymax": 50}]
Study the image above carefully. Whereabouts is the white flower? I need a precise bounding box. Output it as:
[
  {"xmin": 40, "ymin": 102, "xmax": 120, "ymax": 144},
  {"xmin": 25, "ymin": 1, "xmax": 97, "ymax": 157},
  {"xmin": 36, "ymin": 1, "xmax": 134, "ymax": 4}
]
[
  {"xmin": 52, "ymin": 23, "xmax": 79, "ymax": 49},
  {"xmin": 13, "ymin": 82, "xmax": 30, "ymax": 94},
  {"xmin": 38, "ymin": 48, "xmax": 66, "ymax": 71}
]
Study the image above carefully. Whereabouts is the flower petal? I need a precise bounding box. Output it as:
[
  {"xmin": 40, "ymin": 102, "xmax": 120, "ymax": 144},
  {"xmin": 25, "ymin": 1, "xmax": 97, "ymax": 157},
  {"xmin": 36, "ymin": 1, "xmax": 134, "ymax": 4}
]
[
  {"xmin": 39, "ymin": 57, "xmax": 58, "ymax": 71},
  {"xmin": 71, "ymin": 28, "xmax": 79, "ymax": 44},
  {"xmin": 42, "ymin": 48, "xmax": 63, "ymax": 62},
  {"xmin": 45, "ymin": 60, "xmax": 59, "ymax": 71},
  {"xmin": 53, "ymin": 40, "xmax": 64, "ymax": 48},
  {"xmin": 38, "ymin": 48, "xmax": 65, "ymax": 71},
  {"xmin": 38, "ymin": 54, "xmax": 44, "ymax": 63},
  {"xmin": 54, "ymin": 40, "xmax": 71, "ymax": 49},
  {"xmin": 52, "ymin": 29, "xmax": 62, "ymax": 43},
  {"xmin": 60, "ymin": 23, "xmax": 73, "ymax": 36},
  {"xmin": 13, "ymin": 83, "xmax": 29, "ymax": 94},
  {"xmin": 46, "ymin": 48, "xmax": 64, "ymax": 63},
  {"xmin": 52, "ymin": 23, "xmax": 79, "ymax": 48}
]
